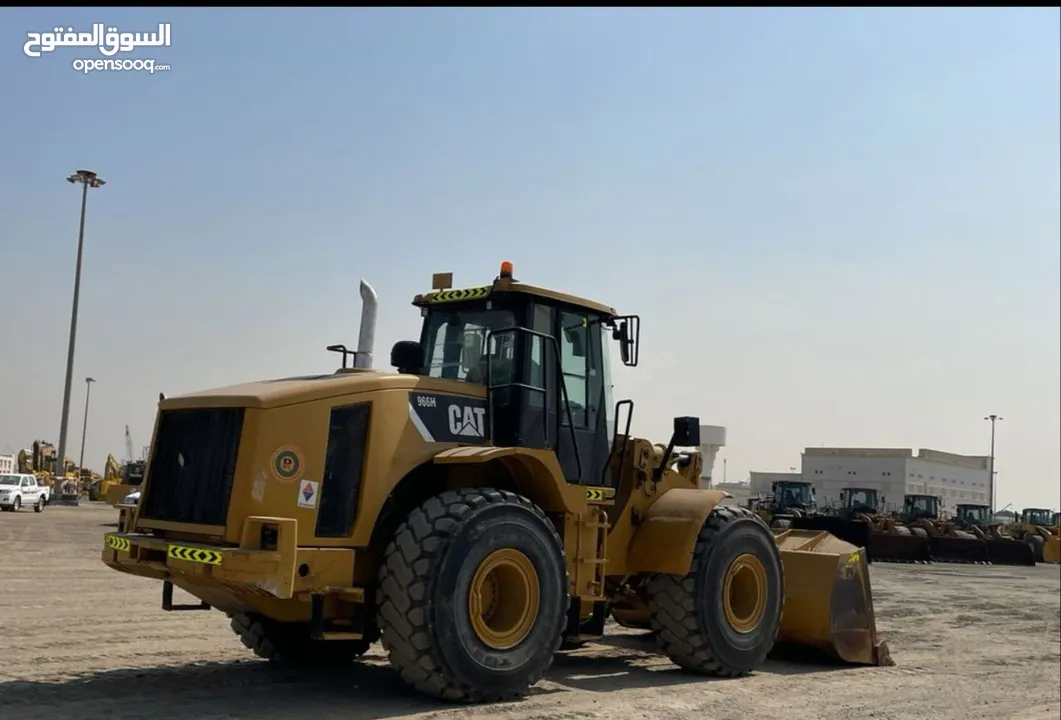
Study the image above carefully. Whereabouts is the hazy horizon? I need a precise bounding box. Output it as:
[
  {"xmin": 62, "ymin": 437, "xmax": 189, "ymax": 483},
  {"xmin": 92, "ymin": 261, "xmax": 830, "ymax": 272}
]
[{"xmin": 2, "ymin": 7, "xmax": 1058, "ymax": 510}]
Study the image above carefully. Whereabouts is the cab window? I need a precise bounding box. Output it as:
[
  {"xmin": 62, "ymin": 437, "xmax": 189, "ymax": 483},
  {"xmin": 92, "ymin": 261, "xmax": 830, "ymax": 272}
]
[
  {"xmin": 559, "ymin": 311, "xmax": 588, "ymax": 427},
  {"xmin": 422, "ymin": 308, "xmax": 515, "ymax": 383}
]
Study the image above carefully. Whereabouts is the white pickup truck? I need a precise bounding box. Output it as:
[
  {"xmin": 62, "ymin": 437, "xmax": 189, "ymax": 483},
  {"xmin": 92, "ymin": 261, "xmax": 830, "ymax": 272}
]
[{"xmin": 0, "ymin": 473, "xmax": 50, "ymax": 512}]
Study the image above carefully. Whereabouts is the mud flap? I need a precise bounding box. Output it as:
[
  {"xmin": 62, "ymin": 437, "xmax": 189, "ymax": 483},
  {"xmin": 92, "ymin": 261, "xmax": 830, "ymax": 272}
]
[
  {"xmin": 866, "ymin": 531, "xmax": 932, "ymax": 564},
  {"xmin": 984, "ymin": 538, "xmax": 1036, "ymax": 566},
  {"xmin": 928, "ymin": 536, "xmax": 990, "ymax": 564},
  {"xmin": 772, "ymin": 530, "xmax": 893, "ymax": 667}
]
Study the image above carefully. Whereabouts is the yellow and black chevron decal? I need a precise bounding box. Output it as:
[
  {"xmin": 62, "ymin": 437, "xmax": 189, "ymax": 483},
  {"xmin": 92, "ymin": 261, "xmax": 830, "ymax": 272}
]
[
  {"xmin": 427, "ymin": 286, "xmax": 490, "ymax": 303},
  {"xmin": 105, "ymin": 534, "xmax": 130, "ymax": 552},
  {"xmin": 586, "ymin": 487, "xmax": 615, "ymax": 502},
  {"xmin": 167, "ymin": 544, "xmax": 223, "ymax": 566}
]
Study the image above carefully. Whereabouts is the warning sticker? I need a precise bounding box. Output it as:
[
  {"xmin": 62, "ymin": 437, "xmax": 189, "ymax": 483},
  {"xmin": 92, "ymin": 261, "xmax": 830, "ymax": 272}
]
[{"xmin": 297, "ymin": 480, "xmax": 319, "ymax": 509}]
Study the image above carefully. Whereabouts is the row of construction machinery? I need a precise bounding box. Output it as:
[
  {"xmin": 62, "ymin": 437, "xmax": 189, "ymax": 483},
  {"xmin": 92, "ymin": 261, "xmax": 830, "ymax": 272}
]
[
  {"xmin": 751, "ymin": 480, "xmax": 1058, "ymax": 566},
  {"xmin": 86, "ymin": 427, "xmax": 147, "ymax": 505},
  {"xmin": 16, "ymin": 440, "xmax": 87, "ymax": 498},
  {"xmin": 100, "ymin": 265, "xmax": 894, "ymax": 704}
]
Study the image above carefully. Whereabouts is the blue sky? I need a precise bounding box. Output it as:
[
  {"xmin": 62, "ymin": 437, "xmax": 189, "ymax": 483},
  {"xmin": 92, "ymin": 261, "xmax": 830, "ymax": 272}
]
[{"xmin": 1, "ymin": 8, "xmax": 1058, "ymax": 510}]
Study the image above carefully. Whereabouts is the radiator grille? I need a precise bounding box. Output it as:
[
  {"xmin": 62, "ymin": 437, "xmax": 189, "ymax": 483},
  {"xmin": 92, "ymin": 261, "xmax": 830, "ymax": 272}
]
[{"xmin": 140, "ymin": 408, "xmax": 244, "ymax": 526}]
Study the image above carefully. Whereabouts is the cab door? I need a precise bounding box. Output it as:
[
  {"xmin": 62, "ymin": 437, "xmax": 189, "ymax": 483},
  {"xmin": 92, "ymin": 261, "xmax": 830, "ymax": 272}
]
[
  {"xmin": 21, "ymin": 476, "xmax": 39, "ymax": 505},
  {"xmin": 554, "ymin": 309, "xmax": 611, "ymax": 487}
]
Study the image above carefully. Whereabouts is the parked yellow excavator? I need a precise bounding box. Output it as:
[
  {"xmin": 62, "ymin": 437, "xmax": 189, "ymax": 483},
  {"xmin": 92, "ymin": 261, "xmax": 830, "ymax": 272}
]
[{"xmin": 102, "ymin": 265, "xmax": 892, "ymax": 703}]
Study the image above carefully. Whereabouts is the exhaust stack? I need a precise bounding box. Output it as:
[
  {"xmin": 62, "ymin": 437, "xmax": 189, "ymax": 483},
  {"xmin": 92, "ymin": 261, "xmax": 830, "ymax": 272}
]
[{"xmin": 355, "ymin": 279, "xmax": 378, "ymax": 369}]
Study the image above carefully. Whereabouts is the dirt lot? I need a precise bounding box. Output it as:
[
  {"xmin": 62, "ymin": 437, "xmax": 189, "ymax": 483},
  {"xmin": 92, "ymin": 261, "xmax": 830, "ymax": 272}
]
[{"xmin": 1, "ymin": 504, "xmax": 1058, "ymax": 720}]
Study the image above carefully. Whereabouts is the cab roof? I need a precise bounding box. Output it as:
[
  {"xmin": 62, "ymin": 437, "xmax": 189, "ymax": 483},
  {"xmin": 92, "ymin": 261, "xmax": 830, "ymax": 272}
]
[{"xmin": 412, "ymin": 275, "xmax": 617, "ymax": 318}]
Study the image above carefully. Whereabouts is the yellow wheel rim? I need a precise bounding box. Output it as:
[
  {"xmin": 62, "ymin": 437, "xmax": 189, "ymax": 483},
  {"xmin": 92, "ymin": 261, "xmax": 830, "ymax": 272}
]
[
  {"xmin": 468, "ymin": 548, "xmax": 540, "ymax": 650},
  {"xmin": 722, "ymin": 553, "xmax": 768, "ymax": 633}
]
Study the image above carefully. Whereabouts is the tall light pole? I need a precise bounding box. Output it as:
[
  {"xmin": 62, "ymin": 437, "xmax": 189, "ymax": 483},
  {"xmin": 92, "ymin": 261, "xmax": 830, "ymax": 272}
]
[
  {"xmin": 55, "ymin": 170, "xmax": 105, "ymax": 505},
  {"xmin": 78, "ymin": 377, "xmax": 96, "ymax": 486},
  {"xmin": 985, "ymin": 414, "xmax": 1003, "ymax": 514}
]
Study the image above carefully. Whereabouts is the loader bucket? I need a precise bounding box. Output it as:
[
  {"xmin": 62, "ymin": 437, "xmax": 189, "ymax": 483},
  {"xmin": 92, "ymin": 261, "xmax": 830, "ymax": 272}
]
[
  {"xmin": 927, "ymin": 536, "xmax": 990, "ymax": 564},
  {"xmin": 772, "ymin": 529, "xmax": 893, "ymax": 667},
  {"xmin": 1043, "ymin": 536, "xmax": 1060, "ymax": 565},
  {"xmin": 984, "ymin": 538, "xmax": 1036, "ymax": 566},
  {"xmin": 866, "ymin": 530, "xmax": 933, "ymax": 564}
]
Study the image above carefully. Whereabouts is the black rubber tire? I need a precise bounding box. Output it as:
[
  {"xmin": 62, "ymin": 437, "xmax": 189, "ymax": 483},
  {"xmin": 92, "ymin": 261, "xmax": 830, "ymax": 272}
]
[
  {"xmin": 1025, "ymin": 534, "xmax": 1045, "ymax": 563},
  {"xmin": 230, "ymin": 612, "xmax": 374, "ymax": 666},
  {"xmin": 12, "ymin": 496, "xmax": 21, "ymax": 512},
  {"xmin": 646, "ymin": 505, "xmax": 783, "ymax": 676},
  {"xmin": 34, "ymin": 497, "xmax": 44, "ymax": 513},
  {"xmin": 376, "ymin": 487, "xmax": 568, "ymax": 702}
]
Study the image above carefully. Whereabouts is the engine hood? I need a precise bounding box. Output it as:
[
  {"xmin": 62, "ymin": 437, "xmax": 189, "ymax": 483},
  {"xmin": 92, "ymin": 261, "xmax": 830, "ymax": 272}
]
[{"xmin": 159, "ymin": 370, "xmax": 486, "ymax": 411}]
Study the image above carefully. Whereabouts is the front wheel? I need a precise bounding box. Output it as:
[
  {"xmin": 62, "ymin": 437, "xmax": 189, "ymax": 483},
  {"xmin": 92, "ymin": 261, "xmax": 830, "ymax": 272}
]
[
  {"xmin": 647, "ymin": 505, "xmax": 783, "ymax": 677},
  {"xmin": 12, "ymin": 496, "xmax": 21, "ymax": 512},
  {"xmin": 377, "ymin": 487, "xmax": 568, "ymax": 702}
]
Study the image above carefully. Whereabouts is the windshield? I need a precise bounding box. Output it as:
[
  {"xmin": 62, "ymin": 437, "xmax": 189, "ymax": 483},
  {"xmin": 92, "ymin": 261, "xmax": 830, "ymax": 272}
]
[
  {"xmin": 905, "ymin": 496, "xmax": 937, "ymax": 516},
  {"xmin": 957, "ymin": 505, "xmax": 987, "ymax": 523},
  {"xmin": 1024, "ymin": 509, "xmax": 1051, "ymax": 526},
  {"xmin": 422, "ymin": 308, "xmax": 516, "ymax": 383},
  {"xmin": 0, "ymin": 475, "xmax": 20, "ymax": 486},
  {"xmin": 775, "ymin": 483, "xmax": 811, "ymax": 507},
  {"xmin": 847, "ymin": 489, "xmax": 877, "ymax": 509}
]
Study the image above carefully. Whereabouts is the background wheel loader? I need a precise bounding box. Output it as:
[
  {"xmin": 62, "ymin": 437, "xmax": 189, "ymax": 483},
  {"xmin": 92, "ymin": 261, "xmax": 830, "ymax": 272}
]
[
  {"xmin": 753, "ymin": 480, "xmax": 818, "ymax": 529},
  {"xmin": 100, "ymin": 264, "xmax": 891, "ymax": 703},
  {"xmin": 897, "ymin": 494, "xmax": 996, "ymax": 564},
  {"xmin": 951, "ymin": 504, "xmax": 1035, "ymax": 566},
  {"xmin": 791, "ymin": 488, "xmax": 932, "ymax": 563},
  {"xmin": 1008, "ymin": 508, "xmax": 1060, "ymax": 564}
]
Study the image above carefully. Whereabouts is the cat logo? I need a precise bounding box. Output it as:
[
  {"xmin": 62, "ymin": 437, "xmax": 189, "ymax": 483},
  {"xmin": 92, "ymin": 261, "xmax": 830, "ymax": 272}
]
[{"xmin": 448, "ymin": 404, "xmax": 486, "ymax": 438}]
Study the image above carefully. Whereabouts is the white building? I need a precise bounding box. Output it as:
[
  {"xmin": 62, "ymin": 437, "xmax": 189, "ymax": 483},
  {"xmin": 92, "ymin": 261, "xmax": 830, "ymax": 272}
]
[
  {"xmin": 801, "ymin": 447, "xmax": 990, "ymax": 516},
  {"xmin": 0, "ymin": 454, "xmax": 14, "ymax": 474}
]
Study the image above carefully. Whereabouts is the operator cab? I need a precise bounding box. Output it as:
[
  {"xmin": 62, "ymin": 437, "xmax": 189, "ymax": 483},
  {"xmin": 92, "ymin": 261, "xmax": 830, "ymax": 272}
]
[
  {"xmin": 772, "ymin": 481, "xmax": 814, "ymax": 510},
  {"xmin": 840, "ymin": 487, "xmax": 880, "ymax": 513},
  {"xmin": 1021, "ymin": 508, "xmax": 1052, "ymax": 527},
  {"xmin": 954, "ymin": 503, "xmax": 989, "ymax": 525},
  {"xmin": 902, "ymin": 494, "xmax": 939, "ymax": 520},
  {"xmin": 390, "ymin": 262, "xmax": 643, "ymax": 488}
]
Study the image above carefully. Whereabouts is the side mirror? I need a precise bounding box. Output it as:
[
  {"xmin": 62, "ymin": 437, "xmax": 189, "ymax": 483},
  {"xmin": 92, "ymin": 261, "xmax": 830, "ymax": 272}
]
[
  {"xmin": 611, "ymin": 315, "xmax": 640, "ymax": 367},
  {"xmin": 390, "ymin": 341, "xmax": 425, "ymax": 375},
  {"xmin": 671, "ymin": 416, "xmax": 701, "ymax": 446}
]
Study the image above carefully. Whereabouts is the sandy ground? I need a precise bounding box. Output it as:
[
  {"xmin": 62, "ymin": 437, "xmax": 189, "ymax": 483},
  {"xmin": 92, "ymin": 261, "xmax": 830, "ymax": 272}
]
[{"xmin": 1, "ymin": 504, "xmax": 1058, "ymax": 720}]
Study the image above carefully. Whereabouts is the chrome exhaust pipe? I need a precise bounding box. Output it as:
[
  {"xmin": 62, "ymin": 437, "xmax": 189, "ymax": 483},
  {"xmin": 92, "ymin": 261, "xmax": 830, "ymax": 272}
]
[{"xmin": 355, "ymin": 279, "xmax": 378, "ymax": 369}]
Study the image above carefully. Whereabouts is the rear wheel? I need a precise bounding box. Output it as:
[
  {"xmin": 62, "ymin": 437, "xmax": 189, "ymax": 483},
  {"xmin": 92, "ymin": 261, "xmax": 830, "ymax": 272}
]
[
  {"xmin": 647, "ymin": 505, "xmax": 783, "ymax": 676},
  {"xmin": 376, "ymin": 487, "xmax": 567, "ymax": 702},
  {"xmin": 230, "ymin": 613, "xmax": 375, "ymax": 666},
  {"xmin": 34, "ymin": 497, "xmax": 44, "ymax": 513}
]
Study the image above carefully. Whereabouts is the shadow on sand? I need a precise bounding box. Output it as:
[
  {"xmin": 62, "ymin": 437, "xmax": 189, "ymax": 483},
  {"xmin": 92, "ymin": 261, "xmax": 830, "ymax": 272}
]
[{"xmin": 0, "ymin": 633, "xmax": 860, "ymax": 719}]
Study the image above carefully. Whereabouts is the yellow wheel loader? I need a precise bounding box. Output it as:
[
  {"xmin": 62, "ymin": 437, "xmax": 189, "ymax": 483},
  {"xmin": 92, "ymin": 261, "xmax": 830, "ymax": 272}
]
[
  {"xmin": 950, "ymin": 504, "xmax": 1035, "ymax": 566},
  {"xmin": 754, "ymin": 480, "xmax": 818, "ymax": 529},
  {"xmin": 1009, "ymin": 508, "xmax": 1060, "ymax": 564},
  {"xmin": 101, "ymin": 266, "xmax": 891, "ymax": 703}
]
